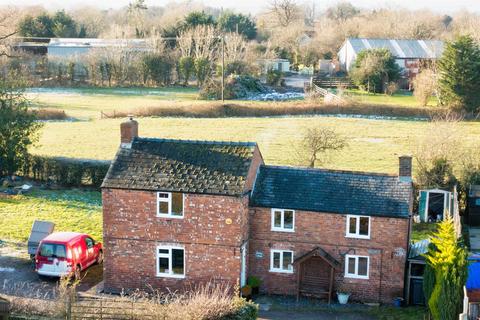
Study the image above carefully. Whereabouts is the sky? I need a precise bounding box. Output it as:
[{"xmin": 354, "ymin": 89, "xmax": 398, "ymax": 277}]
[{"xmin": 3, "ymin": 0, "xmax": 480, "ymax": 14}]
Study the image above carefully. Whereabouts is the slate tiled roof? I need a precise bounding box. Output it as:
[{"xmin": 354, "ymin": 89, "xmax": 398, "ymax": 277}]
[
  {"xmin": 251, "ymin": 165, "xmax": 412, "ymax": 218},
  {"xmin": 101, "ymin": 138, "xmax": 257, "ymax": 196}
]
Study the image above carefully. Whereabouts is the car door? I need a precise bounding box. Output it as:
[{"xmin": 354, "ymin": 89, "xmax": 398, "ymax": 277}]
[{"xmin": 84, "ymin": 236, "xmax": 95, "ymax": 266}]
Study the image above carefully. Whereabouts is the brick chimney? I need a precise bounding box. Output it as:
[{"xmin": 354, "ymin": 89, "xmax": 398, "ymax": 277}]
[
  {"xmin": 120, "ymin": 116, "xmax": 138, "ymax": 149},
  {"xmin": 399, "ymin": 155, "xmax": 412, "ymax": 183}
]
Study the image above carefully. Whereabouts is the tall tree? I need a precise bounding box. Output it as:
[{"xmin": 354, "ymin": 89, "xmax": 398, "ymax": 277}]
[
  {"xmin": 19, "ymin": 13, "xmax": 55, "ymax": 37},
  {"xmin": 326, "ymin": 2, "xmax": 359, "ymax": 22},
  {"xmin": 52, "ymin": 10, "xmax": 78, "ymax": 37},
  {"xmin": 438, "ymin": 35, "xmax": 480, "ymax": 113},
  {"xmin": 0, "ymin": 74, "xmax": 42, "ymax": 176},
  {"xmin": 217, "ymin": 12, "xmax": 257, "ymax": 40},
  {"xmin": 296, "ymin": 128, "xmax": 347, "ymax": 168},
  {"xmin": 181, "ymin": 11, "xmax": 216, "ymax": 31},
  {"xmin": 269, "ymin": 0, "xmax": 300, "ymax": 27}
]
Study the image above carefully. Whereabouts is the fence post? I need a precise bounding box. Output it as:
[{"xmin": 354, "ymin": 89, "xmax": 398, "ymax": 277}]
[{"xmin": 66, "ymin": 293, "xmax": 72, "ymax": 320}]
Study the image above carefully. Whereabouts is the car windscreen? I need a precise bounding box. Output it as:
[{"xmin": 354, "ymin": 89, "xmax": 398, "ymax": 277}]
[{"xmin": 39, "ymin": 243, "xmax": 67, "ymax": 258}]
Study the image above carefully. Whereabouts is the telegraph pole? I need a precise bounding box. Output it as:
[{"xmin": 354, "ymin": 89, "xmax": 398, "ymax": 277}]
[{"xmin": 221, "ymin": 34, "xmax": 225, "ymax": 103}]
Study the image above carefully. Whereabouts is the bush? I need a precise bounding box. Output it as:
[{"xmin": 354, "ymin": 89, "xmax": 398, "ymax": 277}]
[
  {"xmin": 266, "ymin": 69, "xmax": 283, "ymax": 86},
  {"xmin": 30, "ymin": 108, "xmax": 67, "ymax": 120},
  {"xmin": 199, "ymin": 75, "xmax": 267, "ymax": 100},
  {"xmin": 22, "ymin": 155, "xmax": 110, "ymax": 188},
  {"xmin": 247, "ymin": 276, "xmax": 261, "ymax": 288},
  {"xmin": 413, "ymin": 69, "xmax": 437, "ymax": 106},
  {"xmin": 217, "ymin": 61, "xmax": 249, "ymax": 77}
]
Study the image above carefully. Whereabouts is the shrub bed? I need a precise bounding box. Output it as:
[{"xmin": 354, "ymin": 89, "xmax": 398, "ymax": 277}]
[
  {"xmin": 22, "ymin": 155, "xmax": 110, "ymax": 188},
  {"xmin": 30, "ymin": 108, "xmax": 68, "ymax": 120}
]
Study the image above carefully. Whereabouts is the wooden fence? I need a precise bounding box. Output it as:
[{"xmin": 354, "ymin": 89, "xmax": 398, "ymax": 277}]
[
  {"xmin": 311, "ymin": 76, "xmax": 354, "ymax": 89},
  {"xmin": 69, "ymin": 295, "xmax": 154, "ymax": 320}
]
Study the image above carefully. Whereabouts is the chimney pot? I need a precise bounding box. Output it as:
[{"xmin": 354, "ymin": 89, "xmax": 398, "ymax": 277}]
[
  {"xmin": 120, "ymin": 117, "xmax": 138, "ymax": 148},
  {"xmin": 399, "ymin": 155, "xmax": 412, "ymax": 182}
]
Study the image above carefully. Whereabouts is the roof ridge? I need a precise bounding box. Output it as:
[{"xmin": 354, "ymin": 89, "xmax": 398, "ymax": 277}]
[
  {"xmin": 349, "ymin": 37, "xmax": 442, "ymax": 42},
  {"xmin": 135, "ymin": 137, "xmax": 257, "ymax": 147},
  {"xmin": 261, "ymin": 164, "xmax": 398, "ymax": 178}
]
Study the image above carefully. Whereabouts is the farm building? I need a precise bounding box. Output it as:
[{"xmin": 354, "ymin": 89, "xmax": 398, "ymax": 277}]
[
  {"xmin": 338, "ymin": 38, "xmax": 444, "ymax": 85},
  {"xmin": 47, "ymin": 38, "xmax": 152, "ymax": 58}
]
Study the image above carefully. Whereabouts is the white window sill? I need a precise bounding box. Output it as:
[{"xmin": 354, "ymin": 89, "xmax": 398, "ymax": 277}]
[
  {"xmin": 269, "ymin": 269, "xmax": 294, "ymax": 274},
  {"xmin": 345, "ymin": 234, "xmax": 370, "ymax": 240},
  {"xmin": 344, "ymin": 274, "xmax": 369, "ymax": 280},
  {"xmin": 156, "ymin": 273, "xmax": 186, "ymax": 279},
  {"xmin": 156, "ymin": 214, "xmax": 184, "ymax": 219},
  {"xmin": 271, "ymin": 228, "xmax": 295, "ymax": 233}
]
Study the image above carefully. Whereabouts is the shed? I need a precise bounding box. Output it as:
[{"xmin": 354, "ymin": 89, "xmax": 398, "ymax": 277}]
[
  {"xmin": 257, "ymin": 58, "xmax": 290, "ymax": 73},
  {"xmin": 406, "ymin": 239, "xmax": 430, "ymax": 305},
  {"xmin": 47, "ymin": 38, "xmax": 152, "ymax": 58},
  {"xmin": 467, "ymin": 185, "xmax": 480, "ymax": 226},
  {"xmin": 418, "ymin": 189, "xmax": 453, "ymax": 222}
]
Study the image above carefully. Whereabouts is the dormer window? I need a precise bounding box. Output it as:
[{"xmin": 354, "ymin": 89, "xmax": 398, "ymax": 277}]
[
  {"xmin": 157, "ymin": 192, "xmax": 184, "ymax": 218},
  {"xmin": 271, "ymin": 209, "xmax": 295, "ymax": 232},
  {"xmin": 345, "ymin": 215, "xmax": 370, "ymax": 239}
]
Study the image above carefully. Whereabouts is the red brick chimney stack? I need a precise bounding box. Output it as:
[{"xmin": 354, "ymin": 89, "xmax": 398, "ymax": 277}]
[
  {"xmin": 399, "ymin": 155, "xmax": 412, "ymax": 183},
  {"xmin": 120, "ymin": 116, "xmax": 138, "ymax": 149}
]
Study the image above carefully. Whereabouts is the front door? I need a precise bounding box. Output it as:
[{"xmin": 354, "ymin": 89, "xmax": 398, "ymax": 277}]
[{"xmin": 240, "ymin": 243, "xmax": 247, "ymax": 287}]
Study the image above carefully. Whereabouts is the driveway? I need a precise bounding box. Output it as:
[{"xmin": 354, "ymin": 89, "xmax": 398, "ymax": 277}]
[
  {"xmin": 259, "ymin": 310, "xmax": 375, "ymax": 320},
  {"xmin": 0, "ymin": 242, "xmax": 102, "ymax": 299}
]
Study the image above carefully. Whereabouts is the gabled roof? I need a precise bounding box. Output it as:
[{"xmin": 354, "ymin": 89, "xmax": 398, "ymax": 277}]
[
  {"xmin": 101, "ymin": 137, "xmax": 257, "ymax": 196},
  {"xmin": 250, "ymin": 165, "xmax": 412, "ymax": 218},
  {"xmin": 345, "ymin": 38, "xmax": 444, "ymax": 59},
  {"xmin": 294, "ymin": 247, "xmax": 341, "ymax": 269}
]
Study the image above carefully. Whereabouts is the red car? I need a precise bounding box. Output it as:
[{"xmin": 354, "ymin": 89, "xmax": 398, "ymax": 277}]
[{"xmin": 35, "ymin": 232, "xmax": 103, "ymax": 279}]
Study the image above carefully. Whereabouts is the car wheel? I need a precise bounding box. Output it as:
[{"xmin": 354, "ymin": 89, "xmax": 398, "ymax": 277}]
[
  {"xmin": 74, "ymin": 265, "xmax": 81, "ymax": 281},
  {"xmin": 96, "ymin": 251, "xmax": 104, "ymax": 265}
]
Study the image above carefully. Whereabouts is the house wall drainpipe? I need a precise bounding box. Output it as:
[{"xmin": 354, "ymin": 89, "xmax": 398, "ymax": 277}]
[{"xmin": 378, "ymin": 249, "xmax": 383, "ymax": 303}]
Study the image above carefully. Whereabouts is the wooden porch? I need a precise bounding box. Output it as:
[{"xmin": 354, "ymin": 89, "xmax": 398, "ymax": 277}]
[{"xmin": 294, "ymin": 247, "xmax": 341, "ymax": 304}]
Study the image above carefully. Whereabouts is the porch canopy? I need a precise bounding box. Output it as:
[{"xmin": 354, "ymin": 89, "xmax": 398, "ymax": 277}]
[{"xmin": 294, "ymin": 247, "xmax": 341, "ymax": 303}]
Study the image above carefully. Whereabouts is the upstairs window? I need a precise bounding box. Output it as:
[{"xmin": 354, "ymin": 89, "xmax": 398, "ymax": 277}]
[
  {"xmin": 156, "ymin": 246, "xmax": 185, "ymax": 278},
  {"xmin": 345, "ymin": 255, "xmax": 369, "ymax": 279},
  {"xmin": 346, "ymin": 215, "xmax": 370, "ymax": 239},
  {"xmin": 270, "ymin": 249, "xmax": 294, "ymax": 273},
  {"xmin": 271, "ymin": 209, "xmax": 295, "ymax": 232},
  {"xmin": 157, "ymin": 192, "xmax": 184, "ymax": 218}
]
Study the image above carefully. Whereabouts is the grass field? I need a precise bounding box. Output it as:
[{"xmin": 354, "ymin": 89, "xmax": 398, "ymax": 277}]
[
  {"xmin": 27, "ymin": 87, "xmax": 200, "ymax": 119},
  {"xmin": 27, "ymin": 87, "xmax": 433, "ymax": 120},
  {"xmin": 0, "ymin": 189, "xmax": 102, "ymax": 243},
  {"xmin": 341, "ymin": 89, "xmax": 437, "ymax": 108},
  {"xmin": 32, "ymin": 116, "xmax": 480, "ymax": 174}
]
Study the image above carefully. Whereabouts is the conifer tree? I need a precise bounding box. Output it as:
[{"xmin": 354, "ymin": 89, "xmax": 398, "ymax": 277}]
[
  {"xmin": 423, "ymin": 218, "xmax": 468, "ymax": 320},
  {"xmin": 438, "ymin": 35, "xmax": 480, "ymax": 113}
]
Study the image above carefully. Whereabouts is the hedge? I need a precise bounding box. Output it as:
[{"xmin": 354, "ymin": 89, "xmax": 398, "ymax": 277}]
[{"xmin": 22, "ymin": 155, "xmax": 110, "ymax": 188}]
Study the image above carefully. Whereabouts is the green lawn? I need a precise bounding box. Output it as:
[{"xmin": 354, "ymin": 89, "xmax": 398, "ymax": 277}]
[
  {"xmin": 341, "ymin": 89, "xmax": 437, "ymax": 108},
  {"xmin": 31, "ymin": 117, "xmax": 480, "ymax": 174},
  {"xmin": 411, "ymin": 223, "xmax": 438, "ymax": 242},
  {"xmin": 27, "ymin": 87, "xmax": 200, "ymax": 119},
  {"xmin": 0, "ymin": 189, "xmax": 102, "ymax": 243}
]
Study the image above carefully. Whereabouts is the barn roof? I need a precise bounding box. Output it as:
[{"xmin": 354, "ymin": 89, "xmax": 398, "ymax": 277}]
[
  {"xmin": 250, "ymin": 165, "xmax": 412, "ymax": 218},
  {"xmin": 345, "ymin": 38, "xmax": 444, "ymax": 59},
  {"xmin": 101, "ymin": 137, "xmax": 257, "ymax": 196},
  {"xmin": 48, "ymin": 38, "xmax": 149, "ymax": 48}
]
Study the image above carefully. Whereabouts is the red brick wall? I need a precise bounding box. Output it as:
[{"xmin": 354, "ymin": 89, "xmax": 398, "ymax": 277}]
[
  {"xmin": 243, "ymin": 146, "xmax": 264, "ymax": 193},
  {"xmin": 248, "ymin": 207, "xmax": 410, "ymax": 303},
  {"xmin": 102, "ymin": 189, "xmax": 249, "ymax": 293}
]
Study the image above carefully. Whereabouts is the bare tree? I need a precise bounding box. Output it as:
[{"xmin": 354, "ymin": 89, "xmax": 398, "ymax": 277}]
[
  {"xmin": 224, "ymin": 32, "xmax": 247, "ymax": 63},
  {"xmin": 269, "ymin": 0, "xmax": 300, "ymax": 27},
  {"xmin": 413, "ymin": 68, "xmax": 438, "ymax": 106},
  {"xmin": 297, "ymin": 128, "xmax": 348, "ymax": 168}
]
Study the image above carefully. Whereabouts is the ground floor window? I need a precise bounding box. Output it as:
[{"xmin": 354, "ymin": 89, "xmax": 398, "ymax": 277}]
[
  {"xmin": 156, "ymin": 246, "xmax": 185, "ymax": 278},
  {"xmin": 269, "ymin": 249, "xmax": 294, "ymax": 273},
  {"xmin": 344, "ymin": 254, "xmax": 369, "ymax": 279}
]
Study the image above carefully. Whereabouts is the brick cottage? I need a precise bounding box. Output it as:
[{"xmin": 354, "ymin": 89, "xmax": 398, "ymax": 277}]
[{"xmin": 101, "ymin": 118, "xmax": 413, "ymax": 303}]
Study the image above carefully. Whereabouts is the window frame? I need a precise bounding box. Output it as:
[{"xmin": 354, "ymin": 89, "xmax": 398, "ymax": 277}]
[
  {"xmin": 156, "ymin": 192, "xmax": 184, "ymax": 218},
  {"xmin": 344, "ymin": 254, "xmax": 369, "ymax": 279},
  {"xmin": 271, "ymin": 208, "xmax": 295, "ymax": 232},
  {"xmin": 345, "ymin": 215, "xmax": 371, "ymax": 239},
  {"xmin": 156, "ymin": 245, "xmax": 185, "ymax": 278},
  {"xmin": 269, "ymin": 249, "xmax": 294, "ymax": 274}
]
